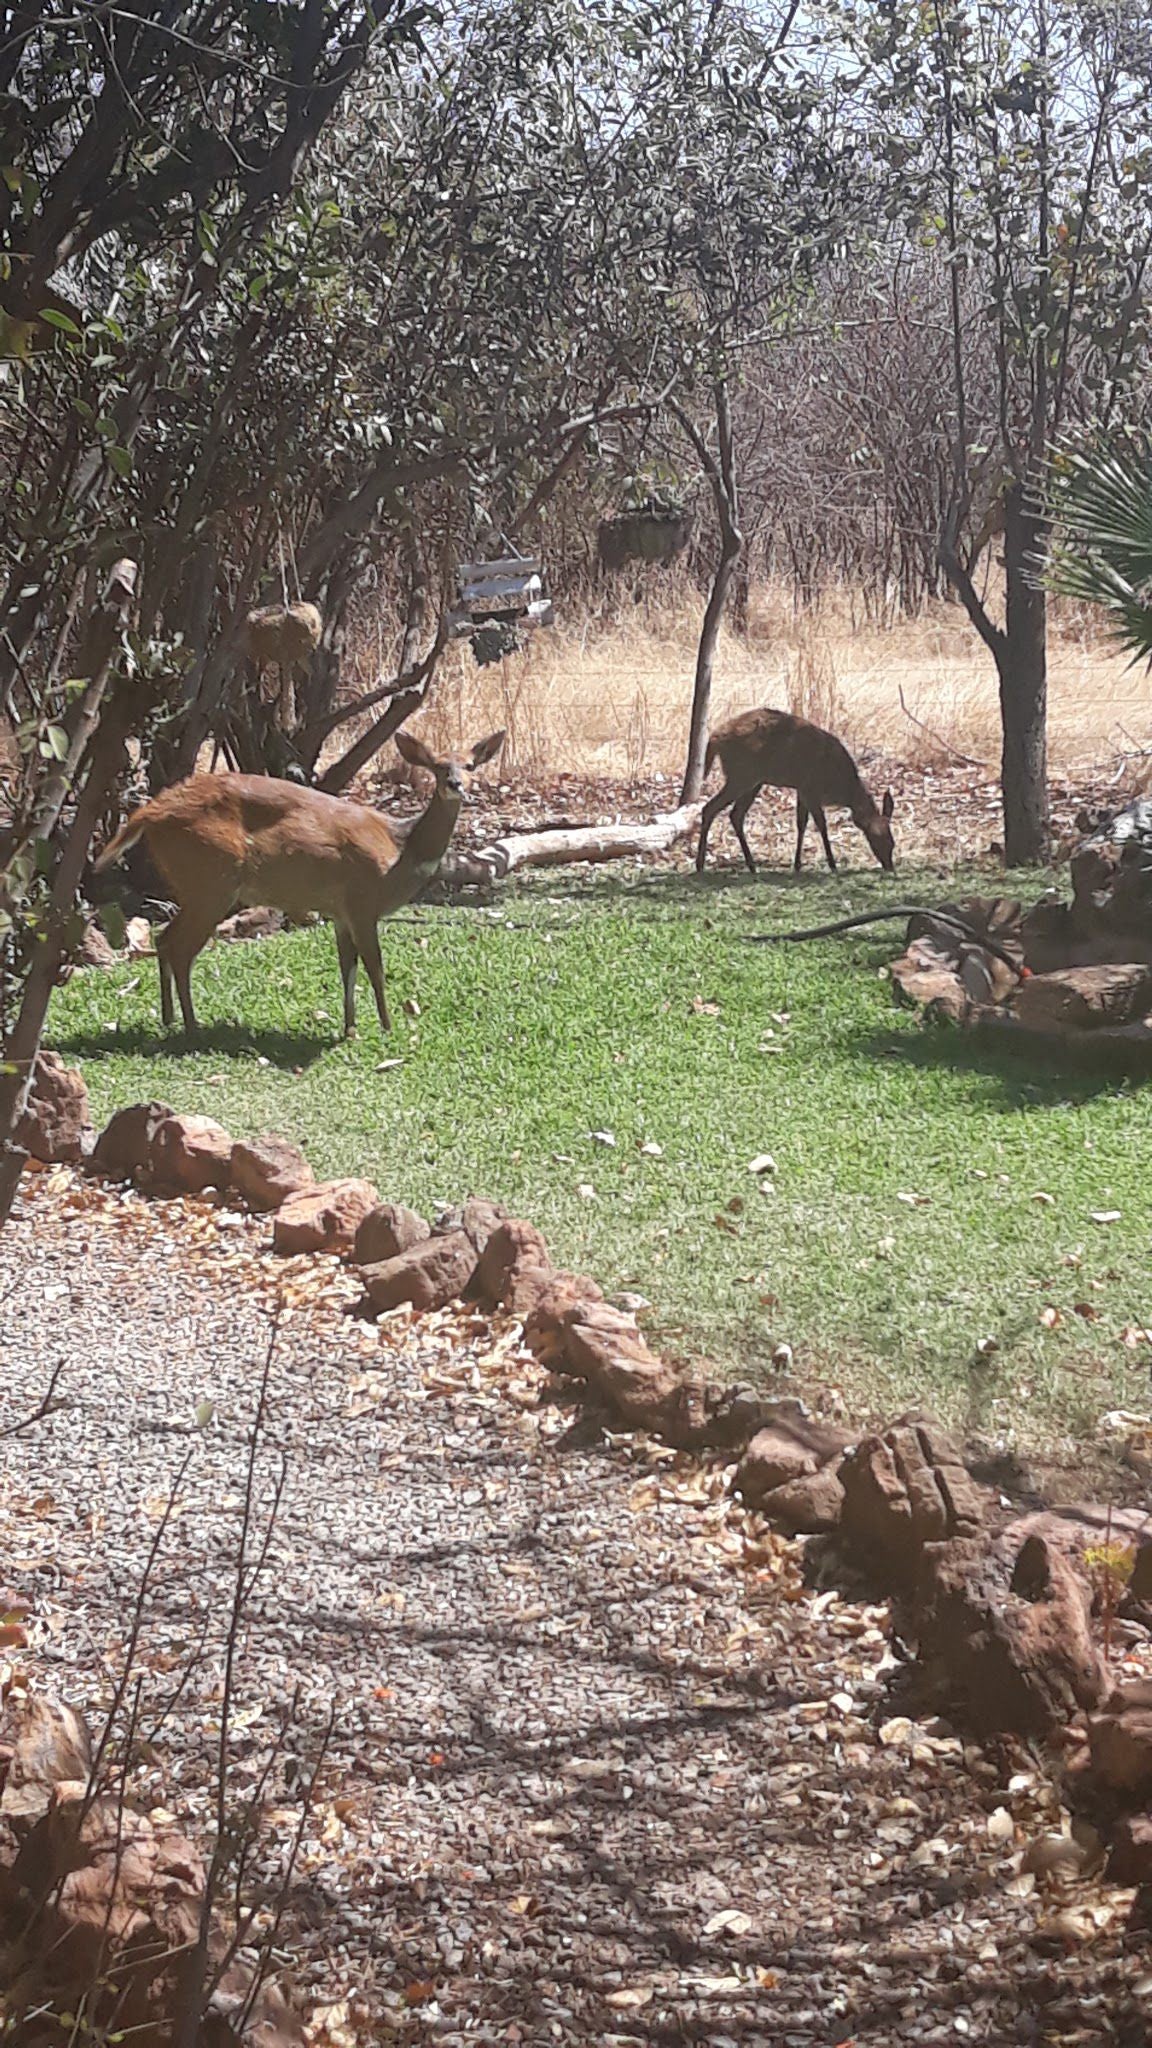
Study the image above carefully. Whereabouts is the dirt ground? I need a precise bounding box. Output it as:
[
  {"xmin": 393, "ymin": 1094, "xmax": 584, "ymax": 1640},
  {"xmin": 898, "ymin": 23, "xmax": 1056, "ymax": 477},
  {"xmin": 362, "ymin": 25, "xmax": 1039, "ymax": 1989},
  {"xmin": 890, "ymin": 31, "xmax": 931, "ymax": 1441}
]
[
  {"xmin": 369, "ymin": 750, "xmax": 1139, "ymax": 881},
  {"xmin": 5, "ymin": 1171, "xmax": 1152, "ymax": 2045}
]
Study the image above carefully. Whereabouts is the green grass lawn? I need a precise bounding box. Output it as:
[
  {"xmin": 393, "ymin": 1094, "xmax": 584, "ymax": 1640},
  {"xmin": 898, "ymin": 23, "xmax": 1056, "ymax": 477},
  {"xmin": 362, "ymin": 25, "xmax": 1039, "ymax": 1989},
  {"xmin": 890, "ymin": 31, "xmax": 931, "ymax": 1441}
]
[{"xmin": 47, "ymin": 858, "xmax": 1152, "ymax": 1449}]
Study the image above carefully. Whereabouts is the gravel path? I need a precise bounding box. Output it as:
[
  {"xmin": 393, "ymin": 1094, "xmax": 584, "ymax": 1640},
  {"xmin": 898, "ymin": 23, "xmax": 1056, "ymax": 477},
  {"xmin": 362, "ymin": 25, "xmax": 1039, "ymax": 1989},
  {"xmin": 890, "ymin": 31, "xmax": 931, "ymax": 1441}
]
[{"xmin": 2, "ymin": 1170, "xmax": 1148, "ymax": 2045}]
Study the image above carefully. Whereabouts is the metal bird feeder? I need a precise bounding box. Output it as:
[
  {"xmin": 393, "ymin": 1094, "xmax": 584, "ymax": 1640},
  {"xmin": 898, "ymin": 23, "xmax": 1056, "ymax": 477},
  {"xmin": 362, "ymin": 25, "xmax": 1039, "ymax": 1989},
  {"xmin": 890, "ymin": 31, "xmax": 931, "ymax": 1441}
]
[{"xmin": 447, "ymin": 546, "xmax": 554, "ymax": 667}]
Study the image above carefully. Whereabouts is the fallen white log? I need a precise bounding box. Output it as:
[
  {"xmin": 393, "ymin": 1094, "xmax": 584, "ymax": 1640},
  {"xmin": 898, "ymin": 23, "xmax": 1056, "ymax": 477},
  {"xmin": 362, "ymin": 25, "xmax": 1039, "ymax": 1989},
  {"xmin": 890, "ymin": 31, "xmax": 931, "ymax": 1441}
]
[{"xmin": 444, "ymin": 803, "xmax": 703, "ymax": 883}]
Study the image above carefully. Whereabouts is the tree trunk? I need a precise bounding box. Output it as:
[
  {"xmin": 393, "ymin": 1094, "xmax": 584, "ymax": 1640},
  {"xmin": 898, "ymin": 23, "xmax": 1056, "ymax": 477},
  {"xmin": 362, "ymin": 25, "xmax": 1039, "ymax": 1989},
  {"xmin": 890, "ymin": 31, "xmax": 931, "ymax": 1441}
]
[
  {"xmin": 999, "ymin": 481, "xmax": 1050, "ymax": 866},
  {"xmin": 676, "ymin": 381, "xmax": 743, "ymax": 804},
  {"xmin": 681, "ymin": 543, "xmax": 740, "ymax": 803}
]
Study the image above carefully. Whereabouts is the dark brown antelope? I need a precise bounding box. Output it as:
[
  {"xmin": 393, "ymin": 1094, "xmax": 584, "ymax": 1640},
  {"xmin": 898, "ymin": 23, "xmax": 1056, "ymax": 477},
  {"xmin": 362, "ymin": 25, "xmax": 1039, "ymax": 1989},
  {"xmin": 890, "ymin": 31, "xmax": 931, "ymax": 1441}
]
[
  {"xmin": 94, "ymin": 729, "xmax": 505, "ymax": 1035},
  {"xmin": 696, "ymin": 707, "xmax": 895, "ymax": 874}
]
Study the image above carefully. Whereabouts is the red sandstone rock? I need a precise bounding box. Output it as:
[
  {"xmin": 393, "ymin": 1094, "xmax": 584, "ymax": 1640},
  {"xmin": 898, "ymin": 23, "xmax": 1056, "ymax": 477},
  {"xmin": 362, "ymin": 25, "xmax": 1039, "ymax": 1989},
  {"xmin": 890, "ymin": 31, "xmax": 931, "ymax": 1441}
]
[
  {"xmin": 1107, "ymin": 1811, "xmax": 1152, "ymax": 1884},
  {"xmin": 0, "ymin": 1697, "xmax": 302, "ymax": 2048},
  {"xmin": 736, "ymin": 1414, "xmax": 849, "ymax": 1504},
  {"xmin": 839, "ymin": 1413, "xmax": 985, "ymax": 1578},
  {"xmin": 90, "ymin": 1102, "xmax": 173, "ymax": 1180},
  {"xmin": 759, "ymin": 1463, "xmax": 847, "ymax": 1535},
  {"xmin": 432, "ymin": 1197, "xmax": 507, "ymax": 1255},
  {"xmin": 914, "ymin": 1526, "xmax": 1107, "ymax": 1738},
  {"xmin": 470, "ymin": 1218, "xmax": 554, "ymax": 1312},
  {"xmin": 359, "ymin": 1229, "xmax": 477, "ymax": 1312},
  {"xmin": 520, "ymin": 1274, "xmax": 606, "ymax": 1367},
  {"xmin": 15, "ymin": 1052, "xmax": 89, "ymax": 1163},
  {"xmin": 272, "ymin": 1178, "xmax": 377, "ymax": 1255},
  {"xmin": 553, "ymin": 1300, "xmax": 680, "ymax": 1425},
  {"xmin": 229, "ymin": 1134, "xmax": 314, "ymax": 1211},
  {"xmin": 1086, "ymin": 1683, "xmax": 1152, "ymax": 1797},
  {"xmin": 353, "ymin": 1201, "xmax": 431, "ymax": 1266},
  {"xmin": 150, "ymin": 1113, "xmax": 233, "ymax": 1192}
]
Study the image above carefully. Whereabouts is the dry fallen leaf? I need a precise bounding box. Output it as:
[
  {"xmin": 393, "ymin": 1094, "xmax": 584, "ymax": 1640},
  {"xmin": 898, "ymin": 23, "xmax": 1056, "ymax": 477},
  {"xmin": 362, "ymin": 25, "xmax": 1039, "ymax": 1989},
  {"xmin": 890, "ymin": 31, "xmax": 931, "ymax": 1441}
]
[
  {"xmin": 1036, "ymin": 1906, "xmax": 1102, "ymax": 1947},
  {"xmin": 879, "ymin": 1717, "xmax": 913, "ymax": 1747},
  {"xmin": 306, "ymin": 2002, "xmax": 358, "ymax": 2048},
  {"xmin": 986, "ymin": 1806, "xmax": 1015, "ymax": 1845},
  {"xmin": 704, "ymin": 1907, "xmax": 753, "ymax": 1936}
]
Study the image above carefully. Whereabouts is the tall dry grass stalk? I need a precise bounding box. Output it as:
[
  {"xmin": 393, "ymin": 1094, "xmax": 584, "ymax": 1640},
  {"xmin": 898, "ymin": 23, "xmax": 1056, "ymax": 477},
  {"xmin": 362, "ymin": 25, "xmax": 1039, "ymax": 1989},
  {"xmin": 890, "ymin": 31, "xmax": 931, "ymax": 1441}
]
[
  {"xmin": 786, "ymin": 626, "xmax": 842, "ymax": 733},
  {"xmin": 361, "ymin": 577, "xmax": 1152, "ymax": 784}
]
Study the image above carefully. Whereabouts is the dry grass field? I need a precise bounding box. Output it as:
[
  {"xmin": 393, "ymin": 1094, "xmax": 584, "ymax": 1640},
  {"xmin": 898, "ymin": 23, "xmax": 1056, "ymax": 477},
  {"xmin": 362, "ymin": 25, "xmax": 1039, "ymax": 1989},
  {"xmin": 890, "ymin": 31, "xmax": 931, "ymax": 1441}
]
[{"xmin": 416, "ymin": 576, "xmax": 1152, "ymax": 789}]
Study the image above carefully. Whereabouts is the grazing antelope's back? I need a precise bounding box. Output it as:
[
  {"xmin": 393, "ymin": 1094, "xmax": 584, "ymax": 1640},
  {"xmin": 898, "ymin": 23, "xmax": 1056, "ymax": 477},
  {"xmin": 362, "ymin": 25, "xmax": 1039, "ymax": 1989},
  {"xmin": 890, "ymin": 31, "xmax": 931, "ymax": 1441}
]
[
  {"xmin": 705, "ymin": 708, "xmax": 865, "ymax": 807},
  {"xmin": 698, "ymin": 706, "xmax": 895, "ymax": 874}
]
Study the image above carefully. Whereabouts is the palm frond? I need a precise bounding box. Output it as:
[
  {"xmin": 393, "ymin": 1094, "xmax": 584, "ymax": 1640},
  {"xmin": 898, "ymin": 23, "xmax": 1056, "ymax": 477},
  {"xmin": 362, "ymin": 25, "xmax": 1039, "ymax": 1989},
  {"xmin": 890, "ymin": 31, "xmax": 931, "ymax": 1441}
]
[{"xmin": 1046, "ymin": 442, "xmax": 1152, "ymax": 666}]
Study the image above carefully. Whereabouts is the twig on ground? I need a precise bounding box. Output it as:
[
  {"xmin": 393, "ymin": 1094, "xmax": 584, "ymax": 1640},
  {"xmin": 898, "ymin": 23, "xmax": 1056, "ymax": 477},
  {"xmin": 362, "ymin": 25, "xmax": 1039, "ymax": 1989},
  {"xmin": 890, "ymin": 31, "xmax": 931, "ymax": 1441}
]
[{"xmin": 1, "ymin": 1358, "xmax": 69, "ymax": 1436}]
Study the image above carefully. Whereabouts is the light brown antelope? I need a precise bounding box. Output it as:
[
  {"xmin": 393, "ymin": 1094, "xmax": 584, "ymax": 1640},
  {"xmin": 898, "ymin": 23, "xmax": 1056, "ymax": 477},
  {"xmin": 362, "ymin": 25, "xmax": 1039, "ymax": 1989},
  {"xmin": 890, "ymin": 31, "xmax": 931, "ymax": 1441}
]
[
  {"xmin": 94, "ymin": 729, "xmax": 505, "ymax": 1036},
  {"xmin": 696, "ymin": 707, "xmax": 895, "ymax": 875}
]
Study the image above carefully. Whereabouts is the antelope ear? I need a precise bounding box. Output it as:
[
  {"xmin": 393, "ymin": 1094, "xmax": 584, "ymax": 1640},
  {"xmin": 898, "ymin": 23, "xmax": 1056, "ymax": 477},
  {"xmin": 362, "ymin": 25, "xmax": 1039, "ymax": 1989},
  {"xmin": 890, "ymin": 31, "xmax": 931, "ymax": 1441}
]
[
  {"xmin": 394, "ymin": 729, "xmax": 438, "ymax": 773},
  {"xmin": 882, "ymin": 790, "xmax": 895, "ymax": 819},
  {"xmin": 469, "ymin": 729, "xmax": 507, "ymax": 769}
]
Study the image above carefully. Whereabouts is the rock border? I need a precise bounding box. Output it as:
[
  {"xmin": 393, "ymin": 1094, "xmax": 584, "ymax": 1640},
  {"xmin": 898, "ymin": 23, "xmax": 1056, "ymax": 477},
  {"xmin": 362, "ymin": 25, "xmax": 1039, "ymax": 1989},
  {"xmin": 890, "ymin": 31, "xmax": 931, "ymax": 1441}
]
[{"xmin": 16, "ymin": 1054, "xmax": 1152, "ymax": 1882}]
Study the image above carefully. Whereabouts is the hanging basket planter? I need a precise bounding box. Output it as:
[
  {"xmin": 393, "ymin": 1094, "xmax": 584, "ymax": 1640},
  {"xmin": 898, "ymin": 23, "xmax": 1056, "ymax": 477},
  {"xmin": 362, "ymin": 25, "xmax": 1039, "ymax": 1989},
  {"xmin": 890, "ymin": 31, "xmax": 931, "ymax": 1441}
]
[
  {"xmin": 242, "ymin": 601, "xmax": 323, "ymax": 670},
  {"xmin": 597, "ymin": 501, "xmax": 693, "ymax": 571}
]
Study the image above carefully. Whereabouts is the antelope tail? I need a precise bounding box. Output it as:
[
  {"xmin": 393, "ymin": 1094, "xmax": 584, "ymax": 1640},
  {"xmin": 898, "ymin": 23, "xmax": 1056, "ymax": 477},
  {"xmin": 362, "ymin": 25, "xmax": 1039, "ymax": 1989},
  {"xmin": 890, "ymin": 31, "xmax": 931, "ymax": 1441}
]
[
  {"xmin": 703, "ymin": 735, "xmax": 718, "ymax": 778},
  {"xmin": 93, "ymin": 807, "xmax": 150, "ymax": 872}
]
